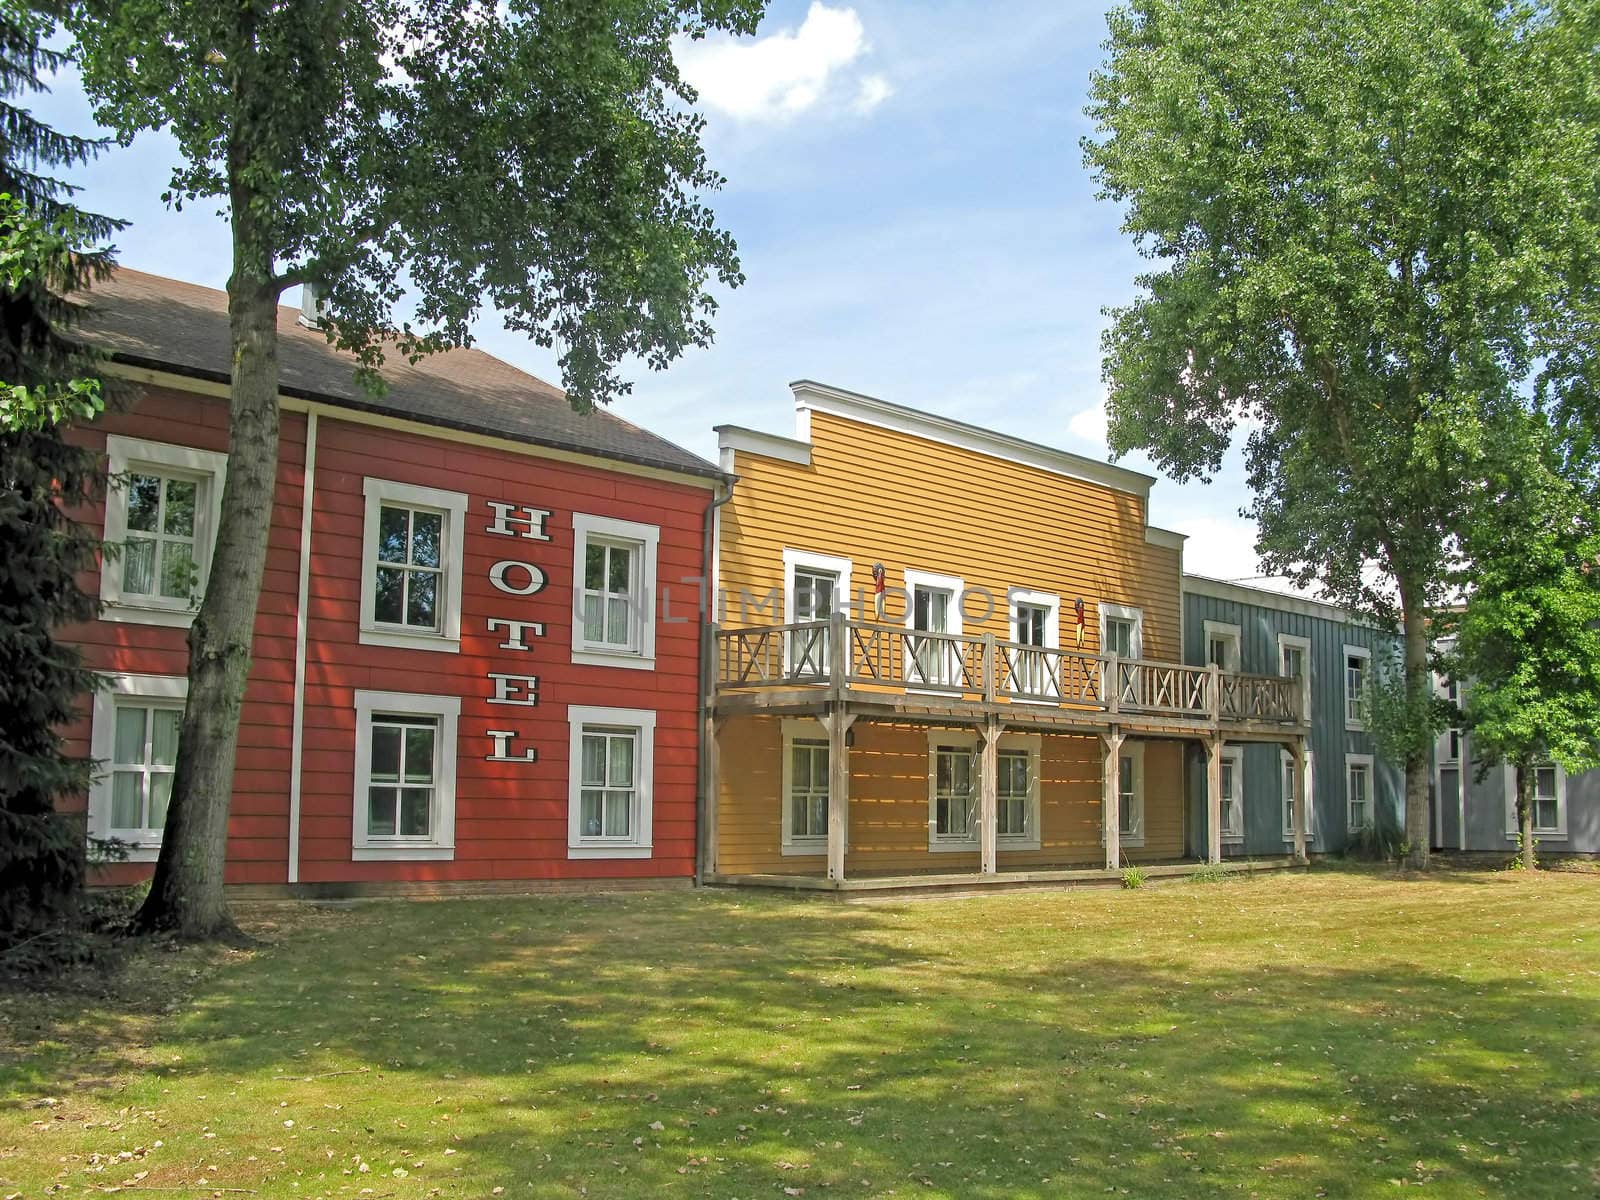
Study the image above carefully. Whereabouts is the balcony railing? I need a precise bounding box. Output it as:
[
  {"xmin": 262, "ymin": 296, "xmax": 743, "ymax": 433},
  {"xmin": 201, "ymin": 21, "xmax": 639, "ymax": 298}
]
[{"xmin": 713, "ymin": 616, "xmax": 1304, "ymax": 727}]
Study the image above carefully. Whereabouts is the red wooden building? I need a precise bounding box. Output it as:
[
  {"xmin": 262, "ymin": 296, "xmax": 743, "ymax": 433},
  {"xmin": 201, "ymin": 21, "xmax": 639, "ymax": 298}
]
[{"xmin": 62, "ymin": 269, "xmax": 724, "ymax": 892}]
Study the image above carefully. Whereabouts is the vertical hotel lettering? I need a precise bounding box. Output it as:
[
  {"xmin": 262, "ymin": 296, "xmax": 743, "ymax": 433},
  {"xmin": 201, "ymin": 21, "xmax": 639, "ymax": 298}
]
[{"xmin": 481, "ymin": 500, "xmax": 554, "ymax": 763}]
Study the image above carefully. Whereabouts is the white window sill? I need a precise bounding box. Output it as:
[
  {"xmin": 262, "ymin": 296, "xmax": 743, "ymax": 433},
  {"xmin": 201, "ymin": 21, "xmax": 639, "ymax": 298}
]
[
  {"xmin": 997, "ymin": 836, "xmax": 1042, "ymax": 853},
  {"xmin": 1222, "ymin": 834, "xmax": 1245, "ymax": 844},
  {"xmin": 928, "ymin": 838, "xmax": 980, "ymax": 853},
  {"xmin": 97, "ymin": 842, "xmax": 162, "ymax": 863},
  {"xmin": 1116, "ymin": 836, "xmax": 1145, "ymax": 849},
  {"xmin": 359, "ymin": 626, "xmax": 461, "ymax": 654},
  {"xmin": 1345, "ymin": 721, "xmax": 1366, "ymax": 732},
  {"xmin": 568, "ymin": 843, "xmax": 653, "ymax": 860},
  {"xmin": 781, "ymin": 840, "xmax": 828, "ymax": 857},
  {"xmin": 353, "ymin": 845, "xmax": 456, "ymax": 861},
  {"xmin": 571, "ymin": 648, "xmax": 657, "ymax": 672},
  {"xmin": 1506, "ymin": 832, "xmax": 1566, "ymax": 842},
  {"xmin": 100, "ymin": 601, "xmax": 198, "ymax": 629}
]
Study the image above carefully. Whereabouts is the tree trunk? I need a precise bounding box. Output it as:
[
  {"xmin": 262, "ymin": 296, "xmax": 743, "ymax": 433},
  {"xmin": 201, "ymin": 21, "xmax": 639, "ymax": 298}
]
[
  {"xmin": 1398, "ymin": 576, "xmax": 1431, "ymax": 870},
  {"xmin": 1515, "ymin": 758, "xmax": 1537, "ymax": 871},
  {"xmin": 135, "ymin": 136, "xmax": 280, "ymax": 939}
]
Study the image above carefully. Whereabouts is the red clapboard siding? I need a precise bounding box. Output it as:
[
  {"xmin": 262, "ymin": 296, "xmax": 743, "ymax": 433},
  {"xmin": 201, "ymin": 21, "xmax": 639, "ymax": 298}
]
[{"xmin": 63, "ymin": 379, "xmax": 712, "ymax": 889}]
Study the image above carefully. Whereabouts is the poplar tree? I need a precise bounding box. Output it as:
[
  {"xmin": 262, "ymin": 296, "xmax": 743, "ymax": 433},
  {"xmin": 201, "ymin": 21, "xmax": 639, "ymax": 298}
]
[
  {"xmin": 1082, "ymin": 0, "xmax": 1600, "ymax": 867},
  {"xmin": 68, "ymin": 0, "xmax": 764, "ymax": 937}
]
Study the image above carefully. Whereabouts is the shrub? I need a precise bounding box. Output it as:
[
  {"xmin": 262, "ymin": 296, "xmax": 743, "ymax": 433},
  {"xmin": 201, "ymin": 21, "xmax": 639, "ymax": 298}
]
[{"xmin": 1121, "ymin": 866, "xmax": 1148, "ymax": 889}]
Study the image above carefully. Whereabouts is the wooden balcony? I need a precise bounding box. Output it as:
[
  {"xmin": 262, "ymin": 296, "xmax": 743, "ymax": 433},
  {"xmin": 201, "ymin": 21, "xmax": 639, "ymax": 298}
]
[{"xmin": 711, "ymin": 615, "xmax": 1306, "ymax": 739}]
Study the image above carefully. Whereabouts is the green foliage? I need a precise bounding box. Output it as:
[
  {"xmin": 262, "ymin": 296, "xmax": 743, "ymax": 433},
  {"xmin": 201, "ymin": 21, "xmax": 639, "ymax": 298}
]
[
  {"xmin": 0, "ymin": 2, "xmax": 115, "ymax": 959},
  {"xmin": 1083, "ymin": 0, "xmax": 1600, "ymax": 612},
  {"xmin": 69, "ymin": 0, "xmax": 764, "ymax": 408},
  {"xmin": 1187, "ymin": 862, "xmax": 1231, "ymax": 884},
  {"xmin": 1120, "ymin": 865, "xmax": 1148, "ymax": 889}
]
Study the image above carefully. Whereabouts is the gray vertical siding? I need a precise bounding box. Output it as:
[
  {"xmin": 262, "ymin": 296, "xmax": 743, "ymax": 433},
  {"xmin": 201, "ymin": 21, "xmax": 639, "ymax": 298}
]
[
  {"xmin": 1182, "ymin": 584, "xmax": 1405, "ymax": 855},
  {"xmin": 1458, "ymin": 755, "xmax": 1600, "ymax": 855}
]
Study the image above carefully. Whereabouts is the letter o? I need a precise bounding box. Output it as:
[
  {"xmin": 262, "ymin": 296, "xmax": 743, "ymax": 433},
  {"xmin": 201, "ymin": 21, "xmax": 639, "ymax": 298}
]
[{"xmin": 489, "ymin": 560, "xmax": 547, "ymax": 596}]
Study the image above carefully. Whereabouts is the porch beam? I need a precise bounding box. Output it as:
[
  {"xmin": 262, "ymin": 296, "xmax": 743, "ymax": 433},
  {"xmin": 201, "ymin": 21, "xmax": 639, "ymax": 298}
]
[
  {"xmin": 1102, "ymin": 727, "xmax": 1125, "ymax": 870},
  {"xmin": 824, "ymin": 708, "xmax": 855, "ymax": 882},
  {"xmin": 978, "ymin": 717, "xmax": 1004, "ymax": 875},
  {"xmin": 1205, "ymin": 736, "xmax": 1223, "ymax": 864}
]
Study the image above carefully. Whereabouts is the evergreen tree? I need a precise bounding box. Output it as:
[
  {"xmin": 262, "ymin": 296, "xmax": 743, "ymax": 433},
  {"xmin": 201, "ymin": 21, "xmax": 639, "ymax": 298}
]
[{"xmin": 0, "ymin": 0, "xmax": 119, "ymax": 955}]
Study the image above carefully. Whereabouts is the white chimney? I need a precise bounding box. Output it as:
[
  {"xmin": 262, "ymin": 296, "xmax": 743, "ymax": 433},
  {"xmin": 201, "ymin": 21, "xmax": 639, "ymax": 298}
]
[{"xmin": 297, "ymin": 282, "xmax": 328, "ymax": 328}]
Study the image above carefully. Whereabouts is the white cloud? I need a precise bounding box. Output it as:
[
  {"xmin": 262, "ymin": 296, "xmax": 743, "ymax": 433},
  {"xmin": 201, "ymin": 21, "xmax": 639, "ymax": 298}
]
[
  {"xmin": 676, "ymin": 3, "xmax": 882, "ymax": 122},
  {"xmin": 1067, "ymin": 394, "xmax": 1109, "ymax": 446},
  {"xmin": 854, "ymin": 73, "xmax": 893, "ymax": 113}
]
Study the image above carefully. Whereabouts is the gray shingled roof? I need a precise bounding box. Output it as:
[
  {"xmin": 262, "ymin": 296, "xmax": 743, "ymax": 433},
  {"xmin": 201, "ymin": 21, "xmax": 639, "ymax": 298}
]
[{"xmin": 76, "ymin": 268, "xmax": 722, "ymax": 480}]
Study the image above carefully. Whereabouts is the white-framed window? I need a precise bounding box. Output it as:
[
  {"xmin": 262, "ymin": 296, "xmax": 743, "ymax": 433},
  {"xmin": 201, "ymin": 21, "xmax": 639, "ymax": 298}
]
[
  {"xmin": 1100, "ymin": 601, "xmax": 1144, "ymax": 660},
  {"xmin": 567, "ymin": 705, "xmax": 656, "ymax": 858},
  {"xmin": 1204, "ymin": 621, "xmax": 1242, "ymax": 673},
  {"xmin": 100, "ymin": 436, "xmax": 227, "ymax": 627},
  {"xmin": 782, "ymin": 548, "xmax": 852, "ymax": 677},
  {"xmin": 781, "ymin": 718, "xmax": 830, "ymax": 855},
  {"xmin": 1505, "ymin": 762, "xmax": 1567, "ymax": 840},
  {"xmin": 904, "ymin": 568, "xmax": 966, "ymax": 689},
  {"xmin": 1440, "ymin": 678, "xmax": 1462, "ymax": 763},
  {"xmin": 1118, "ymin": 740, "xmax": 1146, "ymax": 847},
  {"xmin": 1346, "ymin": 754, "xmax": 1375, "ymax": 832},
  {"xmin": 352, "ymin": 690, "xmax": 460, "ymax": 860},
  {"xmin": 87, "ymin": 673, "xmax": 188, "ymax": 860},
  {"xmin": 1343, "ymin": 645, "xmax": 1372, "ymax": 729},
  {"xmin": 923, "ymin": 731, "xmax": 1042, "ymax": 852},
  {"xmin": 1277, "ymin": 633, "xmax": 1311, "ymax": 721},
  {"xmin": 1005, "ymin": 588, "xmax": 1061, "ymax": 700},
  {"xmin": 1219, "ymin": 745, "xmax": 1245, "ymax": 842},
  {"xmin": 571, "ymin": 513, "xmax": 660, "ymax": 670},
  {"xmin": 1281, "ymin": 748, "xmax": 1314, "ymax": 841},
  {"xmin": 996, "ymin": 735, "xmax": 1042, "ymax": 850},
  {"xmin": 359, "ymin": 478, "xmax": 468, "ymax": 653}
]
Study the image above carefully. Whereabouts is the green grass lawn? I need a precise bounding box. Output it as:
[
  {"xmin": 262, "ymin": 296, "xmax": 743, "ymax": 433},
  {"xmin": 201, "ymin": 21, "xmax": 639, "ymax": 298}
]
[{"xmin": 3, "ymin": 864, "xmax": 1598, "ymax": 1199}]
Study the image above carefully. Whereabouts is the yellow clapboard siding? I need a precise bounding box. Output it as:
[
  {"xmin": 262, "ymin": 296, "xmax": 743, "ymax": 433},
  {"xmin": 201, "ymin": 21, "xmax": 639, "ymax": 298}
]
[
  {"xmin": 714, "ymin": 716, "xmax": 1188, "ymax": 874},
  {"xmin": 714, "ymin": 404, "xmax": 1189, "ymax": 873}
]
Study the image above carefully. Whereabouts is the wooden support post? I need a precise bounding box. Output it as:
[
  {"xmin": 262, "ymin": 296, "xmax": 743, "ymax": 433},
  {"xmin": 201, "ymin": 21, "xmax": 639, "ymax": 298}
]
[
  {"xmin": 1290, "ymin": 736, "xmax": 1308, "ymax": 864},
  {"xmin": 1205, "ymin": 736, "xmax": 1223, "ymax": 865},
  {"xmin": 703, "ymin": 713, "xmax": 722, "ymax": 876},
  {"xmin": 828, "ymin": 609, "xmax": 848, "ymax": 693},
  {"xmin": 978, "ymin": 717, "xmax": 1003, "ymax": 875},
  {"xmin": 1102, "ymin": 727, "xmax": 1125, "ymax": 871},
  {"xmin": 824, "ymin": 707, "xmax": 855, "ymax": 881}
]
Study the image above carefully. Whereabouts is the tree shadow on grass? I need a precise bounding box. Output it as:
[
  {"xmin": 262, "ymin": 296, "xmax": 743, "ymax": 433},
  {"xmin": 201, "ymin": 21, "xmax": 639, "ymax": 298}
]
[{"xmin": 3, "ymin": 887, "xmax": 1598, "ymax": 1199}]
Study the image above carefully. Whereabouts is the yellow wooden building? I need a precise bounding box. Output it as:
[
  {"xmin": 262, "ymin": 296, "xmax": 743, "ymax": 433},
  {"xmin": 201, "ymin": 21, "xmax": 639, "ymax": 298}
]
[{"xmin": 704, "ymin": 380, "xmax": 1308, "ymax": 890}]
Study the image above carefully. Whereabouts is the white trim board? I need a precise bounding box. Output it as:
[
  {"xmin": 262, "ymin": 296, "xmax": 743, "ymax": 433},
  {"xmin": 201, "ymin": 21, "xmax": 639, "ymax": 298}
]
[{"xmin": 1182, "ymin": 573, "xmax": 1385, "ymax": 628}]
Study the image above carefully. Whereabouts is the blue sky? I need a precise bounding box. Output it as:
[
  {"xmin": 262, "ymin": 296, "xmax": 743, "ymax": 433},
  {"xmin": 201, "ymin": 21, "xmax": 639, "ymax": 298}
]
[{"xmin": 33, "ymin": 0, "xmax": 1281, "ymax": 590}]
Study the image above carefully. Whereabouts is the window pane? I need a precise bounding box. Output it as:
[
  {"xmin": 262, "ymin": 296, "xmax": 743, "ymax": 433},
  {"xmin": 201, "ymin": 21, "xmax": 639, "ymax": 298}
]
[
  {"xmin": 792, "ymin": 745, "xmax": 811, "ymax": 790},
  {"xmin": 1535, "ymin": 767, "xmax": 1557, "ymax": 799},
  {"xmin": 583, "ymin": 593, "xmax": 604, "ymax": 642},
  {"xmin": 126, "ymin": 474, "xmax": 161, "ymax": 532},
  {"xmin": 406, "ymin": 570, "xmax": 438, "ymax": 629},
  {"xmin": 367, "ymin": 786, "xmax": 397, "ymax": 836},
  {"xmin": 410, "ymin": 510, "xmax": 442, "ymax": 569},
  {"xmin": 151, "ymin": 709, "xmax": 181, "ymax": 767},
  {"xmin": 148, "ymin": 772, "xmax": 172, "ymax": 828},
  {"xmin": 399, "ymin": 788, "xmax": 432, "ymax": 837},
  {"xmin": 402, "ymin": 725, "xmax": 436, "ymax": 784},
  {"xmin": 374, "ymin": 567, "xmax": 405, "ymax": 624},
  {"xmin": 377, "ymin": 505, "xmax": 410, "ymax": 564},
  {"xmin": 608, "ymin": 545, "xmax": 631, "ymax": 593},
  {"xmin": 605, "ymin": 790, "xmax": 632, "ymax": 837},
  {"xmin": 114, "ymin": 706, "xmax": 148, "ymax": 766},
  {"xmin": 581, "ymin": 734, "xmax": 607, "ymax": 787},
  {"xmin": 111, "ymin": 771, "xmax": 144, "ymax": 828},
  {"xmin": 585, "ymin": 542, "xmax": 605, "ymax": 590},
  {"xmin": 123, "ymin": 537, "xmax": 156, "ymax": 595},
  {"xmin": 581, "ymin": 790, "xmax": 604, "ymax": 836},
  {"xmin": 160, "ymin": 539, "xmax": 196, "ymax": 600},
  {"xmin": 606, "ymin": 596, "xmax": 631, "ymax": 645},
  {"xmin": 809, "ymin": 793, "xmax": 828, "ymax": 836},
  {"xmin": 163, "ymin": 478, "xmax": 197, "ymax": 536},
  {"xmin": 370, "ymin": 725, "xmax": 402, "ymax": 783},
  {"xmin": 608, "ymin": 733, "xmax": 634, "ymax": 786},
  {"xmin": 1536, "ymin": 797, "xmax": 1558, "ymax": 830}
]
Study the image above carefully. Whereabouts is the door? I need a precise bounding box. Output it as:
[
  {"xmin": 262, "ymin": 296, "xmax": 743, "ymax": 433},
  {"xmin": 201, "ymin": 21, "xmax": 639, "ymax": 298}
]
[
  {"xmin": 791, "ymin": 567, "xmax": 837, "ymax": 676},
  {"xmin": 911, "ymin": 584, "xmax": 954, "ymax": 686}
]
